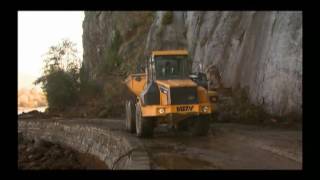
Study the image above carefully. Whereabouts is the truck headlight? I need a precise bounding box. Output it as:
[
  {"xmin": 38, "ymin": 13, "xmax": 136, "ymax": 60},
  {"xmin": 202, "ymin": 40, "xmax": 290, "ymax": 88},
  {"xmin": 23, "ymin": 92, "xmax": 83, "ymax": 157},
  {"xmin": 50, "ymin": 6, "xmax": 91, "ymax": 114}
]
[
  {"xmin": 158, "ymin": 108, "xmax": 165, "ymax": 114},
  {"xmin": 201, "ymin": 106, "xmax": 209, "ymax": 113}
]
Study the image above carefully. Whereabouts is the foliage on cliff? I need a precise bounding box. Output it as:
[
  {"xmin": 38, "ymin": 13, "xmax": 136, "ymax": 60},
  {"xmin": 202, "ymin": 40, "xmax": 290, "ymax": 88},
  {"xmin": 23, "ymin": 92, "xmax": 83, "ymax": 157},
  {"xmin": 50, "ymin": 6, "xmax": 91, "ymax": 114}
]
[
  {"xmin": 81, "ymin": 11, "xmax": 155, "ymax": 118},
  {"xmin": 162, "ymin": 11, "xmax": 173, "ymax": 25}
]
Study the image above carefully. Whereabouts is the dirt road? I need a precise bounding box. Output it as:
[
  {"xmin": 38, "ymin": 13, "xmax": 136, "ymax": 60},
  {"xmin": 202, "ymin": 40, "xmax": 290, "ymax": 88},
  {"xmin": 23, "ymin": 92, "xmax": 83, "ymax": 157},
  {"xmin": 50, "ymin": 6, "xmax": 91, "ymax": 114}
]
[
  {"xmin": 18, "ymin": 118, "xmax": 302, "ymax": 169},
  {"xmin": 141, "ymin": 123, "xmax": 302, "ymax": 169}
]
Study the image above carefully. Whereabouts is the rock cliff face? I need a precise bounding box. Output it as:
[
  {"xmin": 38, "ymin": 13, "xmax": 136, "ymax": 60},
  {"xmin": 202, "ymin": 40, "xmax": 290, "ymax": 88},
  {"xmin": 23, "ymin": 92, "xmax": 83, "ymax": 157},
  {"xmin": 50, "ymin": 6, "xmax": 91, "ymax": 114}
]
[
  {"xmin": 82, "ymin": 11, "xmax": 302, "ymax": 117},
  {"xmin": 82, "ymin": 11, "xmax": 154, "ymax": 80}
]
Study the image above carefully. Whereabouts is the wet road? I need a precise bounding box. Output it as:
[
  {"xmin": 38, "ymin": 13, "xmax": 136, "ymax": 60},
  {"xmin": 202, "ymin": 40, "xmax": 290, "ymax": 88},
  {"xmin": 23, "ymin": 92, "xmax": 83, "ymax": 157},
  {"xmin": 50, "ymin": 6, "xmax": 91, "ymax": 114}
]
[
  {"xmin": 19, "ymin": 118, "xmax": 302, "ymax": 169},
  {"xmin": 138, "ymin": 123, "xmax": 302, "ymax": 169}
]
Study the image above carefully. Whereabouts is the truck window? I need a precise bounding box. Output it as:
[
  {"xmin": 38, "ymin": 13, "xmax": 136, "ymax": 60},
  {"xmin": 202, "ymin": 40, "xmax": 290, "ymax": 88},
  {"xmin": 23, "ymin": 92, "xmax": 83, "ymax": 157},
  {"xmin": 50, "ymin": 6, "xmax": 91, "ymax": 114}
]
[{"xmin": 155, "ymin": 55, "xmax": 190, "ymax": 80}]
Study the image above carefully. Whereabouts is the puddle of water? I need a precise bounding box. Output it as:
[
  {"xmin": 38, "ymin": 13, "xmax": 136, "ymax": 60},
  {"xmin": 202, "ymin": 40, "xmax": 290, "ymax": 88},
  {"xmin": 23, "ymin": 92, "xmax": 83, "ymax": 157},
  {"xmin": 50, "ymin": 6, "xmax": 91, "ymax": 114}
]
[{"xmin": 151, "ymin": 153, "xmax": 218, "ymax": 170}]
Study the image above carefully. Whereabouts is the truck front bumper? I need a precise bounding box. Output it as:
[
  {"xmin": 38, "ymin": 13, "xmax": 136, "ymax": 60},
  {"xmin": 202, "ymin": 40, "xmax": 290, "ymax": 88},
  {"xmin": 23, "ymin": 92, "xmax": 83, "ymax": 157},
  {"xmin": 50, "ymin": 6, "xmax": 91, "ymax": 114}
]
[{"xmin": 141, "ymin": 103, "xmax": 214, "ymax": 117}]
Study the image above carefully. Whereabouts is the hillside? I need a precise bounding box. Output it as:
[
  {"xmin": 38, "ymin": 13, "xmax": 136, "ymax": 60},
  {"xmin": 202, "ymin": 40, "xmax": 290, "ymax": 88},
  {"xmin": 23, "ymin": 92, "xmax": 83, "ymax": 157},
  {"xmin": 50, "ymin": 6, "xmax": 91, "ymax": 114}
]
[{"xmin": 82, "ymin": 11, "xmax": 302, "ymax": 120}]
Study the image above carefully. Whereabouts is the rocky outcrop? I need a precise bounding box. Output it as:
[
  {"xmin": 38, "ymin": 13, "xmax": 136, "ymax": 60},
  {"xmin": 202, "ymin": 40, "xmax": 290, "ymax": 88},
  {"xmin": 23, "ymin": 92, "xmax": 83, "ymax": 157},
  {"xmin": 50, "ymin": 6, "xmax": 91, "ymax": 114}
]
[
  {"xmin": 82, "ymin": 11, "xmax": 302, "ymax": 118},
  {"xmin": 82, "ymin": 11, "xmax": 154, "ymax": 80}
]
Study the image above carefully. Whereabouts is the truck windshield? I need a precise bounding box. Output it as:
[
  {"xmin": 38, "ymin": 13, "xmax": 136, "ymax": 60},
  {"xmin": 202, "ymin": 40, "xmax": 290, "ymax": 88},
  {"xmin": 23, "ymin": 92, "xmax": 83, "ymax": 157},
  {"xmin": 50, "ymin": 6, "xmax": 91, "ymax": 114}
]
[{"xmin": 155, "ymin": 55, "xmax": 190, "ymax": 80}]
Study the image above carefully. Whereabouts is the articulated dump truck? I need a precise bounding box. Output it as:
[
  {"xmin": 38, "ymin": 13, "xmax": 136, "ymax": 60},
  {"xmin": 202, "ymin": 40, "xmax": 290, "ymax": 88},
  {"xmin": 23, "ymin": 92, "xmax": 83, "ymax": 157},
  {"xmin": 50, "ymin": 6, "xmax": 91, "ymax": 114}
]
[{"xmin": 124, "ymin": 50, "xmax": 218, "ymax": 138}]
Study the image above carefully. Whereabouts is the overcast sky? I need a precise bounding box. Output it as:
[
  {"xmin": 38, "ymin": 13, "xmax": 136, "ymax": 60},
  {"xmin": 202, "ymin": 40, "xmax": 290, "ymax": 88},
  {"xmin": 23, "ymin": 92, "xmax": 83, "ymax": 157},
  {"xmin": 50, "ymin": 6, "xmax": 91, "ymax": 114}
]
[{"xmin": 18, "ymin": 11, "xmax": 84, "ymax": 89}]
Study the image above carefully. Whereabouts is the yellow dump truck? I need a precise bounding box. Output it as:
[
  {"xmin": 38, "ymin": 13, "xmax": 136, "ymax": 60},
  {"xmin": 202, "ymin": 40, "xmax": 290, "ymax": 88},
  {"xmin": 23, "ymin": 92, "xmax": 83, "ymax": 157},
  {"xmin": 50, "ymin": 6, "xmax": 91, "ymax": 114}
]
[{"xmin": 124, "ymin": 50, "xmax": 218, "ymax": 137}]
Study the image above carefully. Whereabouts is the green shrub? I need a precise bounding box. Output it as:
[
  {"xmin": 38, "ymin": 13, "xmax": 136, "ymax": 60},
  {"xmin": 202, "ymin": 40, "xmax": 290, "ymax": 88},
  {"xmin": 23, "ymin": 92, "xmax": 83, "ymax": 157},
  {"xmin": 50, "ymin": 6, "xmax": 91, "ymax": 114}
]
[
  {"xmin": 34, "ymin": 39, "xmax": 81, "ymax": 111},
  {"xmin": 42, "ymin": 70, "xmax": 78, "ymax": 110}
]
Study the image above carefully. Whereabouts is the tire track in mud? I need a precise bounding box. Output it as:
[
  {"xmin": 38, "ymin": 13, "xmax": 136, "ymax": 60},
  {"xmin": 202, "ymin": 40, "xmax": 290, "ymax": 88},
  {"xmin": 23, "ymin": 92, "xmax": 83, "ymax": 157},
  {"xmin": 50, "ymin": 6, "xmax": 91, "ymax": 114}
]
[
  {"xmin": 18, "ymin": 118, "xmax": 302, "ymax": 169},
  {"xmin": 137, "ymin": 124, "xmax": 302, "ymax": 170}
]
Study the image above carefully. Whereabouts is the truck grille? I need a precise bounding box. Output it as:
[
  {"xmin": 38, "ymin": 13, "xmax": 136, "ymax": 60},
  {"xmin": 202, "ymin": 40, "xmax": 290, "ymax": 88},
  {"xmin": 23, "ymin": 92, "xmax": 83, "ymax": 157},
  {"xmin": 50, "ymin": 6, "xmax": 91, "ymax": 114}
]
[{"xmin": 169, "ymin": 87, "xmax": 198, "ymax": 105}]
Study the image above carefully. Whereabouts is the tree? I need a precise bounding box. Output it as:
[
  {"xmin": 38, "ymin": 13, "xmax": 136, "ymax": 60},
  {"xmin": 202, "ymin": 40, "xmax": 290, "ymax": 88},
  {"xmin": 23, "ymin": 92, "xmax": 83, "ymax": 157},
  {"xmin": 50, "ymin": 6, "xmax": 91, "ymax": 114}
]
[
  {"xmin": 34, "ymin": 39, "xmax": 81, "ymax": 111},
  {"xmin": 41, "ymin": 39, "xmax": 81, "ymax": 76}
]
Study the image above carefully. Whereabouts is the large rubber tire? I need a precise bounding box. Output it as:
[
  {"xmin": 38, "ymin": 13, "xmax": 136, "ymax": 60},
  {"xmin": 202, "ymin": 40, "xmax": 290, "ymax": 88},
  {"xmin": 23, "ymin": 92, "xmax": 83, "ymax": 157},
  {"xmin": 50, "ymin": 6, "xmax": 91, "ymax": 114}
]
[
  {"xmin": 135, "ymin": 104, "xmax": 154, "ymax": 138},
  {"xmin": 190, "ymin": 115, "xmax": 210, "ymax": 136},
  {"xmin": 125, "ymin": 100, "xmax": 136, "ymax": 133}
]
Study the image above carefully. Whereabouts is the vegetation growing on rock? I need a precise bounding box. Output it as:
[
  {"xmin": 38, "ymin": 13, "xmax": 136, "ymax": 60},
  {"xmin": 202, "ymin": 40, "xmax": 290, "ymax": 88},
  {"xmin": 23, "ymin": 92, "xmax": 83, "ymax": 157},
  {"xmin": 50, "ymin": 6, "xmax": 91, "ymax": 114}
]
[{"xmin": 161, "ymin": 11, "xmax": 173, "ymax": 25}]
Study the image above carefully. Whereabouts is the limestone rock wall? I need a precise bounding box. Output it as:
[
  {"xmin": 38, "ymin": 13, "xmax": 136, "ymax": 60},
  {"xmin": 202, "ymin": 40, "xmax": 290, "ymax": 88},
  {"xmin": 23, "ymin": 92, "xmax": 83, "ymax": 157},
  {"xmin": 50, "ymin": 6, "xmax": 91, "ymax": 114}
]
[{"xmin": 82, "ymin": 11, "xmax": 302, "ymax": 117}]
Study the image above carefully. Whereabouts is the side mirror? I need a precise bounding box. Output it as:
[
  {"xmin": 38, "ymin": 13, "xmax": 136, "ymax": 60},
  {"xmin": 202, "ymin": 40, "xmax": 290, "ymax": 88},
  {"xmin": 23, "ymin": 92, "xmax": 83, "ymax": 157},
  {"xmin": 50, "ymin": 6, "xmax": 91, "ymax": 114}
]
[
  {"xmin": 189, "ymin": 72, "xmax": 208, "ymax": 89},
  {"xmin": 189, "ymin": 73, "xmax": 198, "ymax": 79},
  {"xmin": 198, "ymin": 72, "xmax": 207, "ymax": 81}
]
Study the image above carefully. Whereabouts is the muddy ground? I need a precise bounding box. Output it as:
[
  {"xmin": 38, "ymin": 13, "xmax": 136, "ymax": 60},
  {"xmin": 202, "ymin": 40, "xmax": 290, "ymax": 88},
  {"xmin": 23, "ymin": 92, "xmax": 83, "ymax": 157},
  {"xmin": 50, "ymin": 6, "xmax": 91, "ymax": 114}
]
[
  {"xmin": 18, "ymin": 135, "xmax": 108, "ymax": 170},
  {"xmin": 143, "ymin": 123, "xmax": 302, "ymax": 169},
  {"xmin": 18, "ymin": 115, "xmax": 302, "ymax": 170}
]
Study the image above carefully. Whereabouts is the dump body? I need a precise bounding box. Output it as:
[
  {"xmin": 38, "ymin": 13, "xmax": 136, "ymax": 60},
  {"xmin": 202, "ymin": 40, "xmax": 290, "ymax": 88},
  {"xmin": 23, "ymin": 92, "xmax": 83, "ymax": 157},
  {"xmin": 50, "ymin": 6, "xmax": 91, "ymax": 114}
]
[{"xmin": 124, "ymin": 73, "xmax": 147, "ymax": 96}]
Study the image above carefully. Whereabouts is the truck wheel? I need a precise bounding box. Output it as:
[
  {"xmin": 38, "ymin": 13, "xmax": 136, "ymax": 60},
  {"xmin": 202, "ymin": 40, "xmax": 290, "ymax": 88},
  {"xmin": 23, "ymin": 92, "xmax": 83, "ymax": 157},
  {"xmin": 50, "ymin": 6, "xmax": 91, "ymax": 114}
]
[
  {"xmin": 125, "ymin": 100, "xmax": 136, "ymax": 133},
  {"xmin": 190, "ymin": 115, "xmax": 210, "ymax": 136},
  {"xmin": 135, "ymin": 104, "xmax": 154, "ymax": 138}
]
